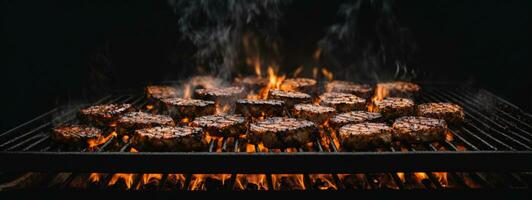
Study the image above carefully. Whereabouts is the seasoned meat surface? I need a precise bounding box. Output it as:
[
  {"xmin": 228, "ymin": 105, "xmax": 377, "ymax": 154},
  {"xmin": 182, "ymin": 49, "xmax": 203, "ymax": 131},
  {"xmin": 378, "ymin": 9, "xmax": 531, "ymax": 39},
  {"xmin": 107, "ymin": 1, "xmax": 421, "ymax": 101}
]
[
  {"xmin": 373, "ymin": 97, "xmax": 415, "ymax": 119},
  {"xmin": 280, "ymin": 78, "xmax": 317, "ymax": 94},
  {"xmin": 190, "ymin": 114, "xmax": 246, "ymax": 137},
  {"xmin": 249, "ymin": 117, "xmax": 318, "ymax": 148},
  {"xmin": 268, "ymin": 89, "xmax": 311, "ymax": 108},
  {"xmin": 392, "ymin": 116, "xmax": 448, "ymax": 143},
  {"xmin": 325, "ymin": 81, "xmax": 373, "ymax": 99},
  {"xmin": 160, "ymin": 98, "xmax": 215, "ymax": 120},
  {"xmin": 375, "ymin": 81, "xmax": 421, "ymax": 99},
  {"xmin": 417, "ymin": 102, "xmax": 465, "ymax": 123},
  {"xmin": 79, "ymin": 104, "xmax": 134, "ymax": 127},
  {"xmin": 319, "ymin": 92, "xmax": 366, "ymax": 112},
  {"xmin": 116, "ymin": 112, "xmax": 176, "ymax": 135},
  {"xmin": 339, "ymin": 123, "xmax": 393, "ymax": 150},
  {"xmin": 329, "ymin": 111, "xmax": 383, "ymax": 129},
  {"xmin": 235, "ymin": 99, "xmax": 284, "ymax": 118},
  {"xmin": 292, "ymin": 104, "xmax": 336, "ymax": 124},
  {"xmin": 52, "ymin": 125, "xmax": 103, "ymax": 149},
  {"xmin": 131, "ymin": 126, "xmax": 206, "ymax": 151}
]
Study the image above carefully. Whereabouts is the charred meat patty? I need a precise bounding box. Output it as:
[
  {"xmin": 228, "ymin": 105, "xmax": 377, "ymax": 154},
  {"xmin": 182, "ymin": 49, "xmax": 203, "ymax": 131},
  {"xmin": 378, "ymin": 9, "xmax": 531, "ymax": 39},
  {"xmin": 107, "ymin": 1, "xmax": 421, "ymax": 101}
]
[
  {"xmin": 235, "ymin": 99, "xmax": 285, "ymax": 118},
  {"xmin": 268, "ymin": 89, "xmax": 311, "ymax": 108},
  {"xmin": 329, "ymin": 111, "xmax": 383, "ymax": 129},
  {"xmin": 131, "ymin": 126, "xmax": 207, "ymax": 152},
  {"xmin": 51, "ymin": 125, "xmax": 103, "ymax": 149},
  {"xmin": 79, "ymin": 104, "xmax": 134, "ymax": 127},
  {"xmin": 190, "ymin": 114, "xmax": 246, "ymax": 137},
  {"xmin": 373, "ymin": 97, "xmax": 415, "ymax": 119},
  {"xmin": 375, "ymin": 81, "xmax": 421, "ymax": 99},
  {"xmin": 249, "ymin": 117, "xmax": 318, "ymax": 148},
  {"xmin": 417, "ymin": 102, "xmax": 465, "ymax": 123},
  {"xmin": 339, "ymin": 123, "xmax": 393, "ymax": 150},
  {"xmin": 319, "ymin": 92, "xmax": 366, "ymax": 112},
  {"xmin": 160, "ymin": 98, "xmax": 215, "ymax": 120},
  {"xmin": 325, "ymin": 81, "xmax": 374, "ymax": 99},
  {"xmin": 194, "ymin": 86, "xmax": 246, "ymax": 103},
  {"xmin": 292, "ymin": 104, "xmax": 336, "ymax": 124},
  {"xmin": 116, "ymin": 112, "xmax": 176, "ymax": 135},
  {"xmin": 392, "ymin": 116, "xmax": 448, "ymax": 143},
  {"xmin": 280, "ymin": 78, "xmax": 317, "ymax": 94}
]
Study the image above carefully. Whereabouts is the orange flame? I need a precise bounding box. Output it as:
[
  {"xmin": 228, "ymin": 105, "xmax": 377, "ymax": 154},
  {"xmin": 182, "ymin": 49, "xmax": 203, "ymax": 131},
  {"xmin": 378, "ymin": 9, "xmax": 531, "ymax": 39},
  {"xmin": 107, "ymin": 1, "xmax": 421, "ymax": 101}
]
[
  {"xmin": 108, "ymin": 173, "xmax": 135, "ymax": 189},
  {"xmin": 433, "ymin": 172, "xmax": 449, "ymax": 187},
  {"xmin": 215, "ymin": 104, "xmax": 232, "ymax": 114},
  {"xmin": 321, "ymin": 68, "xmax": 334, "ymax": 81},
  {"xmin": 235, "ymin": 174, "xmax": 269, "ymax": 190},
  {"xmin": 313, "ymin": 48, "xmax": 322, "ymax": 60},
  {"xmin": 257, "ymin": 66, "xmax": 285, "ymax": 99},
  {"xmin": 293, "ymin": 65, "xmax": 303, "ymax": 77},
  {"xmin": 310, "ymin": 174, "xmax": 338, "ymax": 190},
  {"xmin": 183, "ymin": 83, "xmax": 192, "ymax": 99},
  {"xmin": 89, "ymin": 173, "xmax": 101, "ymax": 183},
  {"xmin": 188, "ymin": 174, "xmax": 231, "ymax": 190},
  {"xmin": 87, "ymin": 131, "xmax": 117, "ymax": 150},
  {"xmin": 312, "ymin": 67, "xmax": 319, "ymax": 79}
]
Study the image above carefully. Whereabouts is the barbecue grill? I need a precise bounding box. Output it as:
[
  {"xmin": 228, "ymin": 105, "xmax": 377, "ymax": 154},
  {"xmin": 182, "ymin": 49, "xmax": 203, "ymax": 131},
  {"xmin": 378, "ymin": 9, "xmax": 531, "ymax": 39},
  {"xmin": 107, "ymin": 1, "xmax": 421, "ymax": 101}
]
[{"xmin": 1, "ymin": 83, "xmax": 531, "ymax": 191}]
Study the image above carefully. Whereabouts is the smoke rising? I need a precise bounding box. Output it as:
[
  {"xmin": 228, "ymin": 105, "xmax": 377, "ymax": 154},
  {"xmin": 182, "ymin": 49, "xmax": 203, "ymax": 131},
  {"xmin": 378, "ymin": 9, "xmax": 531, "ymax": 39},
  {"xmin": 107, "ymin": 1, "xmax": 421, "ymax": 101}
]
[
  {"xmin": 169, "ymin": 0, "xmax": 287, "ymax": 80},
  {"xmin": 318, "ymin": 0, "xmax": 417, "ymax": 82}
]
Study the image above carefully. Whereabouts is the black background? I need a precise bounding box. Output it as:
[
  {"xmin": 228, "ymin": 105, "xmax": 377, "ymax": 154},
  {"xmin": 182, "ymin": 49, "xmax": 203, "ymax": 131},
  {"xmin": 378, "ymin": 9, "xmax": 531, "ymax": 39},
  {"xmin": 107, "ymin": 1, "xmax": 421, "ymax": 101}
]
[{"xmin": 1, "ymin": 0, "xmax": 531, "ymax": 131}]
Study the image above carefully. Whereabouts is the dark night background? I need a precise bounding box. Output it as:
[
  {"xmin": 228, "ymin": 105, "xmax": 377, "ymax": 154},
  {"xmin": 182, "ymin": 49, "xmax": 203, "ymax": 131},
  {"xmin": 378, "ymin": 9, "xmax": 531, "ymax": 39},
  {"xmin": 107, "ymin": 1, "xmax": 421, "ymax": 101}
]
[{"xmin": 1, "ymin": 0, "xmax": 530, "ymax": 131}]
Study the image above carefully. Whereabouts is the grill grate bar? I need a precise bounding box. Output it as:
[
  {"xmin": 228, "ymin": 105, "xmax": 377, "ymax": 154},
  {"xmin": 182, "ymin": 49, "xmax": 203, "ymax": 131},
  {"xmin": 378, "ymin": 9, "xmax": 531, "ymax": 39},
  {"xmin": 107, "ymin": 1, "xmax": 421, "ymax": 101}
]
[
  {"xmin": 463, "ymin": 89, "xmax": 532, "ymax": 130},
  {"xmin": 421, "ymin": 92, "xmax": 495, "ymax": 150},
  {"xmin": 437, "ymin": 89, "xmax": 532, "ymax": 143},
  {"xmin": 423, "ymin": 91, "xmax": 511, "ymax": 150},
  {"xmin": 427, "ymin": 89, "xmax": 531, "ymax": 150}
]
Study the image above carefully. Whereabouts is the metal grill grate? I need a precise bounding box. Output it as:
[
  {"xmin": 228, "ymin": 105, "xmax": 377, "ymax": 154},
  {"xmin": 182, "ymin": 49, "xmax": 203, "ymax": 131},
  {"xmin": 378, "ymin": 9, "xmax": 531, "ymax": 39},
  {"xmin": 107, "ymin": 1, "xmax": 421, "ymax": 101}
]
[{"xmin": 1, "ymin": 85, "xmax": 532, "ymax": 190}]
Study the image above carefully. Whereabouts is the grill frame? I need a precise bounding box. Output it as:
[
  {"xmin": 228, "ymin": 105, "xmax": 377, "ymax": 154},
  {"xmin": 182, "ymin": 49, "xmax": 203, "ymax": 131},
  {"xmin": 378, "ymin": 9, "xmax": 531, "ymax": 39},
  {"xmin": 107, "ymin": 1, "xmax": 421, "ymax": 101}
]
[{"xmin": 1, "ymin": 84, "xmax": 532, "ymax": 174}]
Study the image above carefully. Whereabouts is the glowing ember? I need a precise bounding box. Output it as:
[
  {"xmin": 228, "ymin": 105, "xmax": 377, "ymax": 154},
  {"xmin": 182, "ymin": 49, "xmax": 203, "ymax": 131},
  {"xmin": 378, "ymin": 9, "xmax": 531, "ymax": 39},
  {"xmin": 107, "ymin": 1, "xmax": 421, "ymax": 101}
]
[
  {"xmin": 146, "ymin": 105, "xmax": 154, "ymax": 110},
  {"xmin": 180, "ymin": 117, "xmax": 190, "ymax": 124}
]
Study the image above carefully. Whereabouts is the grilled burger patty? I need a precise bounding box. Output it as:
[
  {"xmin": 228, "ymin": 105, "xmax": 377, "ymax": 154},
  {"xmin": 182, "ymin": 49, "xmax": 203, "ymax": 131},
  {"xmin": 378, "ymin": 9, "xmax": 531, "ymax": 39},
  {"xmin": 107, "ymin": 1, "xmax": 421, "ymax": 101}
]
[
  {"xmin": 268, "ymin": 89, "xmax": 311, "ymax": 108},
  {"xmin": 194, "ymin": 86, "xmax": 246, "ymax": 103},
  {"xmin": 325, "ymin": 81, "xmax": 374, "ymax": 99},
  {"xmin": 145, "ymin": 85, "xmax": 180, "ymax": 100},
  {"xmin": 116, "ymin": 112, "xmax": 176, "ymax": 135},
  {"xmin": 280, "ymin": 78, "xmax": 317, "ymax": 94},
  {"xmin": 51, "ymin": 125, "xmax": 103, "ymax": 149},
  {"xmin": 319, "ymin": 92, "xmax": 366, "ymax": 112},
  {"xmin": 339, "ymin": 123, "xmax": 393, "ymax": 150},
  {"xmin": 233, "ymin": 76, "xmax": 269, "ymax": 91},
  {"xmin": 373, "ymin": 97, "xmax": 415, "ymax": 119},
  {"xmin": 329, "ymin": 111, "xmax": 383, "ymax": 129},
  {"xmin": 131, "ymin": 126, "xmax": 206, "ymax": 151},
  {"xmin": 417, "ymin": 102, "xmax": 465, "ymax": 123},
  {"xmin": 392, "ymin": 116, "xmax": 448, "ymax": 143},
  {"xmin": 292, "ymin": 104, "xmax": 336, "ymax": 124},
  {"xmin": 160, "ymin": 98, "xmax": 215, "ymax": 120},
  {"xmin": 249, "ymin": 117, "xmax": 318, "ymax": 148},
  {"xmin": 79, "ymin": 104, "xmax": 134, "ymax": 127},
  {"xmin": 190, "ymin": 114, "xmax": 246, "ymax": 137},
  {"xmin": 375, "ymin": 81, "xmax": 421, "ymax": 99},
  {"xmin": 235, "ymin": 99, "xmax": 285, "ymax": 118}
]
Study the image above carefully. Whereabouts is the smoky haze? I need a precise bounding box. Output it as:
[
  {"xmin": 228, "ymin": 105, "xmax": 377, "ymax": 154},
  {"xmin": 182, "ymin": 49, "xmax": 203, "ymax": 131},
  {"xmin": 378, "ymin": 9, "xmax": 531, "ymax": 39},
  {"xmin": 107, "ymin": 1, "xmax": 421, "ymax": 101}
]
[{"xmin": 169, "ymin": 0, "xmax": 287, "ymax": 80}]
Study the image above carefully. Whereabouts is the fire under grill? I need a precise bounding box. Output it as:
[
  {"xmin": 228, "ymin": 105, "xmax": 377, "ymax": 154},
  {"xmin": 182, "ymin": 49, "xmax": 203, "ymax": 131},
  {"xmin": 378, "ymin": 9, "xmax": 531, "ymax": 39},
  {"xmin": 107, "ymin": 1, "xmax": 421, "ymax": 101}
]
[{"xmin": 1, "ymin": 84, "xmax": 532, "ymax": 191}]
